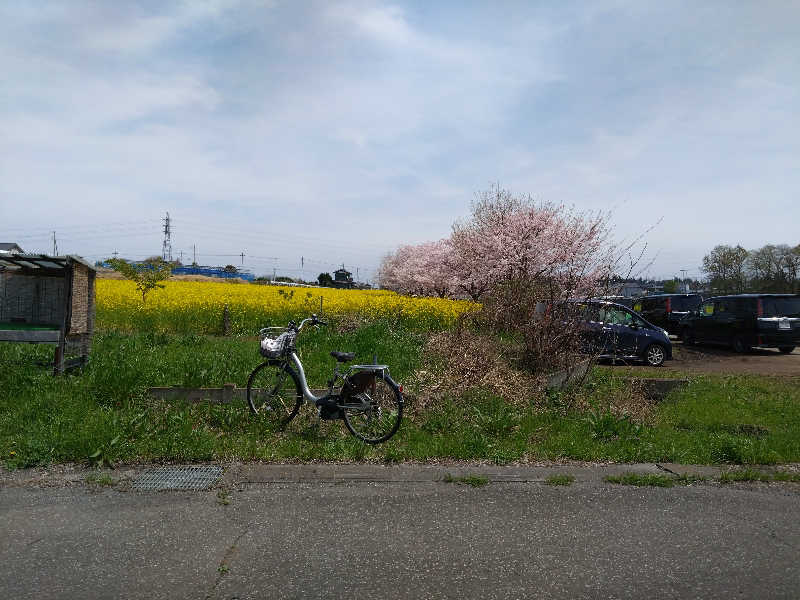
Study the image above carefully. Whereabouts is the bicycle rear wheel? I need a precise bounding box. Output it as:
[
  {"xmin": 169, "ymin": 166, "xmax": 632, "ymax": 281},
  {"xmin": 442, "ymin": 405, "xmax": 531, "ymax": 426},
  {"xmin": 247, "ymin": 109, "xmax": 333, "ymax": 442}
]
[
  {"xmin": 341, "ymin": 372, "xmax": 403, "ymax": 444},
  {"xmin": 246, "ymin": 361, "xmax": 302, "ymax": 428}
]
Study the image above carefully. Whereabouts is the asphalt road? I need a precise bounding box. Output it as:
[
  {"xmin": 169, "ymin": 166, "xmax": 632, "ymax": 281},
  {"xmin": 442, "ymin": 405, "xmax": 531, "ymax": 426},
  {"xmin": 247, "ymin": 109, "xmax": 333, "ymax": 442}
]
[{"xmin": 2, "ymin": 467, "xmax": 800, "ymax": 599}]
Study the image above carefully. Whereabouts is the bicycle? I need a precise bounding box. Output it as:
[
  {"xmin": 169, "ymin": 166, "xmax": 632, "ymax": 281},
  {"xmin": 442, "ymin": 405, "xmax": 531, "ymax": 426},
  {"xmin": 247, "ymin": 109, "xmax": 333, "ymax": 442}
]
[{"xmin": 246, "ymin": 314, "xmax": 403, "ymax": 444}]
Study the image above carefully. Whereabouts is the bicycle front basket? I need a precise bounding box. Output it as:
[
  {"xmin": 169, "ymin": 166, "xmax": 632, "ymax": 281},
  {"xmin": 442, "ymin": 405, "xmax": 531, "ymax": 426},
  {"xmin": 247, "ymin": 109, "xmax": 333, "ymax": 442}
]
[{"xmin": 260, "ymin": 331, "xmax": 291, "ymax": 358}]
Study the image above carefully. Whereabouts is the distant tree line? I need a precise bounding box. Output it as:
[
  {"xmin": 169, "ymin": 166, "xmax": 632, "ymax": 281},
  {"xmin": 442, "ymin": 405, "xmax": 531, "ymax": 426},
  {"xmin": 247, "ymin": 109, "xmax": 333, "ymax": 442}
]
[{"xmin": 702, "ymin": 243, "xmax": 800, "ymax": 294}]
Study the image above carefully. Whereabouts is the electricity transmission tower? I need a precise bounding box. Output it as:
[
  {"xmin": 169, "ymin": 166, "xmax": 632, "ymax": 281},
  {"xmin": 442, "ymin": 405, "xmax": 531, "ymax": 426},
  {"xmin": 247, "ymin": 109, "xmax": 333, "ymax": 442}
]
[{"xmin": 162, "ymin": 212, "xmax": 172, "ymax": 262}]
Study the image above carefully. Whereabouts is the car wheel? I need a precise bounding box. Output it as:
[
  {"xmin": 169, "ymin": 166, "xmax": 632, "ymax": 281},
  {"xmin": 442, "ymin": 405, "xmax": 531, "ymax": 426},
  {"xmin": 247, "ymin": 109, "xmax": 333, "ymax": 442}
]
[
  {"xmin": 644, "ymin": 343, "xmax": 666, "ymax": 367},
  {"xmin": 732, "ymin": 336, "xmax": 751, "ymax": 354},
  {"xmin": 778, "ymin": 346, "xmax": 795, "ymax": 354}
]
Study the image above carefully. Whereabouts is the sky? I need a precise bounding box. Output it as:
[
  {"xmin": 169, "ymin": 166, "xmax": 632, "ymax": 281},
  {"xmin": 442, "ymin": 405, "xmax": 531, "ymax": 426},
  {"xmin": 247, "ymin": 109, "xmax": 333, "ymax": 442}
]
[{"xmin": 1, "ymin": 0, "xmax": 798, "ymax": 282}]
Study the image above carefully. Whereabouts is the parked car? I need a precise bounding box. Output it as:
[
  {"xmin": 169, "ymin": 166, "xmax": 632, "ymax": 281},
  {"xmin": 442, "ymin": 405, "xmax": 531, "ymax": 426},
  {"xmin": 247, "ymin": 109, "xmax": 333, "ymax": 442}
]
[
  {"xmin": 632, "ymin": 294, "xmax": 703, "ymax": 336},
  {"xmin": 574, "ymin": 300, "xmax": 673, "ymax": 366},
  {"xmin": 680, "ymin": 294, "xmax": 800, "ymax": 353}
]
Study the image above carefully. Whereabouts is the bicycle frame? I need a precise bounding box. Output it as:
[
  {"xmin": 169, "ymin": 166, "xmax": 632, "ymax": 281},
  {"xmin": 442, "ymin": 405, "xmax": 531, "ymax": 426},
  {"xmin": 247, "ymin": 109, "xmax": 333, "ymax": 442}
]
[{"xmin": 287, "ymin": 352, "xmax": 389, "ymax": 405}]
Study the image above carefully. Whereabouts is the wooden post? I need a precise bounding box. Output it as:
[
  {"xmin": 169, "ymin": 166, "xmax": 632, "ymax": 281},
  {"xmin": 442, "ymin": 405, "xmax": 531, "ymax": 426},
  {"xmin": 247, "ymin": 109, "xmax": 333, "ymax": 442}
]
[
  {"xmin": 223, "ymin": 304, "xmax": 231, "ymax": 335},
  {"xmin": 54, "ymin": 263, "xmax": 74, "ymax": 375},
  {"xmin": 53, "ymin": 343, "xmax": 64, "ymax": 376}
]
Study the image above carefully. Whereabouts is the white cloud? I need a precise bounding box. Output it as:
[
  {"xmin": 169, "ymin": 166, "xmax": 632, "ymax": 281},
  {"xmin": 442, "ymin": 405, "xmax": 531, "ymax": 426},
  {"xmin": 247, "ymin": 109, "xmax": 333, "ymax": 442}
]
[{"xmin": 1, "ymin": 1, "xmax": 799, "ymax": 277}]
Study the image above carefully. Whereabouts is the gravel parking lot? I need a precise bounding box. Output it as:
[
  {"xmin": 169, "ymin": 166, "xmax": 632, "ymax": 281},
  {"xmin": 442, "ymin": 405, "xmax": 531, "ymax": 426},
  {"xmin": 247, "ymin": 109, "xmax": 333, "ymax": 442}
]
[{"xmin": 666, "ymin": 341, "xmax": 799, "ymax": 376}]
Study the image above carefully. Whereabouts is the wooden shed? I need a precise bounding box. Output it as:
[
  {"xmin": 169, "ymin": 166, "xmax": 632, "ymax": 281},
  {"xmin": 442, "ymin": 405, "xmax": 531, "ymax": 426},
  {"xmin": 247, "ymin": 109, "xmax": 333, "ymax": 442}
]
[{"xmin": 0, "ymin": 254, "xmax": 96, "ymax": 374}]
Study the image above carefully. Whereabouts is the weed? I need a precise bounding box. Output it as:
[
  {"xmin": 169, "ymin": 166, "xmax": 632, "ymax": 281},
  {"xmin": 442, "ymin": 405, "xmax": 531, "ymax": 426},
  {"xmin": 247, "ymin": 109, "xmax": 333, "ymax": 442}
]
[
  {"xmin": 216, "ymin": 490, "xmax": 231, "ymax": 505},
  {"xmin": 586, "ymin": 409, "xmax": 642, "ymax": 441},
  {"xmin": 217, "ymin": 565, "xmax": 229, "ymax": 574},
  {"xmin": 88, "ymin": 435, "xmax": 121, "ymax": 468},
  {"xmin": 605, "ymin": 473, "xmax": 675, "ymax": 487},
  {"xmin": 545, "ymin": 474, "xmax": 575, "ymax": 486},
  {"xmin": 443, "ymin": 473, "xmax": 489, "ymax": 487},
  {"xmin": 85, "ymin": 472, "xmax": 114, "ymax": 486}
]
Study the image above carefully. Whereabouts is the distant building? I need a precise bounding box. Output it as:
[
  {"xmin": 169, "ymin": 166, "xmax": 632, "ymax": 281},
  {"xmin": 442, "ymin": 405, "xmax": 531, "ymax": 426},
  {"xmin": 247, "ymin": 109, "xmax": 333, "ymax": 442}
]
[
  {"xmin": 0, "ymin": 243, "xmax": 23, "ymax": 255},
  {"xmin": 332, "ymin": 268, "xmax": 355, "ymax": 289}
]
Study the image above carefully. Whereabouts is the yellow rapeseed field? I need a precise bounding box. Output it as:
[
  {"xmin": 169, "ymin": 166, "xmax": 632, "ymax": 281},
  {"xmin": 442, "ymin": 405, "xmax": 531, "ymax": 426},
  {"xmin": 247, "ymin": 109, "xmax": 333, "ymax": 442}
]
[{"xmin": 96, "ymin": 279, "xmax": 477, "ymax": 333}]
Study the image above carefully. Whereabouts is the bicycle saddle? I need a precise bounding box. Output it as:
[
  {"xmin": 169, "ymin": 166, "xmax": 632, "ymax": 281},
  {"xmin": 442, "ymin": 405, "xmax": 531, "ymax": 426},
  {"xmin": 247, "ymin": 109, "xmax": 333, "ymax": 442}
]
[{"xmin": 330, "ymin": 351, "xmax": 356, "ymax": 363}]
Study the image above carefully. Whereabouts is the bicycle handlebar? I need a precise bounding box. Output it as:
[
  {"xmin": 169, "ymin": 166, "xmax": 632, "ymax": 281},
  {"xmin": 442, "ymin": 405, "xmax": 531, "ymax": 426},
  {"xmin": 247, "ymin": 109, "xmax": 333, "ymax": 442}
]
[{"xmin": 295, "ymin": 314, "xmax": 327, "ymax": 332}]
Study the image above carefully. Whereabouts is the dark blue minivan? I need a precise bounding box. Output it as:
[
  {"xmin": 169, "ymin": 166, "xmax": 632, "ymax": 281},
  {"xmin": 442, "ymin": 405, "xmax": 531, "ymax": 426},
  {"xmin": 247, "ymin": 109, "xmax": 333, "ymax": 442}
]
[{"xmin": 575, "ymin": 300, "xmax": 673, "ymax": 366}]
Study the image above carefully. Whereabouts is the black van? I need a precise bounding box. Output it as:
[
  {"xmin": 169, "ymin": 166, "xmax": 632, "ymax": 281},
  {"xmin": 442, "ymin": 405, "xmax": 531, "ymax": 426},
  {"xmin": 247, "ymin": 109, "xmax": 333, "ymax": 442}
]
[
  {"xmin": 680, "ymin": 294, "xmax": 800, "ymax": 353},
  {"xmin": 633, "ymin": 294, "xmax": 703, "ymax": 336}
]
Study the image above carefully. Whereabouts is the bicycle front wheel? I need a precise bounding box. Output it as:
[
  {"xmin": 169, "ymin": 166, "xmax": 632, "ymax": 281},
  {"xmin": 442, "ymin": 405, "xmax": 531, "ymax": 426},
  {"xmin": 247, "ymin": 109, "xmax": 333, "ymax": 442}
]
[
  {"xmin": 342, "ymin": 373, "xmax": 403, "ymax": 444},
  {"xmin": 246, "ymin": 361, "xmax": 302, "ymax": 428}
]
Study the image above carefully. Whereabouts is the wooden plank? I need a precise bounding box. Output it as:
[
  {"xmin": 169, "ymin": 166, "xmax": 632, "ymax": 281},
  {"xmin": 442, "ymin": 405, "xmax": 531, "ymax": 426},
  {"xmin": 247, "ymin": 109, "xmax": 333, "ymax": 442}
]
[{"xmin": 0, "ymin": 329, "xmax": 60, "ymax": 343}]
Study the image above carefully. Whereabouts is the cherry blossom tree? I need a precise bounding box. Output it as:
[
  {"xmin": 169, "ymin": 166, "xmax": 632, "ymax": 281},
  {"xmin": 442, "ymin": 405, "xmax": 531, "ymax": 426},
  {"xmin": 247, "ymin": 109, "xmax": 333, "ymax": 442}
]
[
  {"xmin": 379, "ymin": 239, "xmax": 457, "ymax": 298},
  {"xmin": 450, "ymin": 184, "xmax": 615, "ymax": 371},
  {"xmin": 380, "ymin": 183, "xmax": 617, "ymax": 372}
]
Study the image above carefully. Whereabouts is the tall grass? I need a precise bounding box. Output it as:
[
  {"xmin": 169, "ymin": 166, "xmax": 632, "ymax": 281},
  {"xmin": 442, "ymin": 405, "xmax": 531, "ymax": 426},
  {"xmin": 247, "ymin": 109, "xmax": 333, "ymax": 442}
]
[{"xmin": 3, "ymin": 296, "xmax": 800, "ymax": 468}]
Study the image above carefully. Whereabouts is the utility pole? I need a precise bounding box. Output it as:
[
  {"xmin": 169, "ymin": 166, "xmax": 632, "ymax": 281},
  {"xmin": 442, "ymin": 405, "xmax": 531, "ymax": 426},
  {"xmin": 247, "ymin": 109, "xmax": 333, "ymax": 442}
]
[
  {"xmin": 52, "ymin": 231, "xmax": 58, "ymax": 255},
  {"xmin": 240, "ymin": 252, "xmax": 245, "ymax": 265},
  {"xmin": 162, "ymin": 212, "xmax": 172, "ymax": 262},
  {"xmin": 680, "ymin": 269, "xmax": 688, "ymax": 292},
  {"xmin": 193, "ymin": 244, "xmax": 196, "ymax": 265},
  {"xmin": 272, "ymin": 267, "xmax": 276, "ymax": 281},
  {"xmin": 112, "ymin": 250, "xmax": 119, "ymax": 259}
]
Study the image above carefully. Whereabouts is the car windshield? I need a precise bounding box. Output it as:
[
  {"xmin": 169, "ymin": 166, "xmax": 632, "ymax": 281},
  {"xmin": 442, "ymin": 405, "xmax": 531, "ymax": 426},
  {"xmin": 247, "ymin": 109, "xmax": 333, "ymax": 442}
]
[{"xmin": 761, "ymin": 297, "xmax": 800, "ymax": 317}]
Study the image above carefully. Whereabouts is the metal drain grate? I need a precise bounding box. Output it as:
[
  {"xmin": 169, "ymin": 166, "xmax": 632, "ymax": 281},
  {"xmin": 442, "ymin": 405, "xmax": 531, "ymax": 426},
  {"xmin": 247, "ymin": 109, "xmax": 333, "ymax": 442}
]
[{"xmin": 132, "ymin": 466, "xmax": 224, "ymax": 491}]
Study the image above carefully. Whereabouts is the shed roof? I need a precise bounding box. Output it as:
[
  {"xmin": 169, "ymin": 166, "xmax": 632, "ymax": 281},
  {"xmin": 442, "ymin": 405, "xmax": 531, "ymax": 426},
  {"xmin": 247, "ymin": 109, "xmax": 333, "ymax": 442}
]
[
  {"xmin": 0, "ymin": 254, "xmax": 96, "ymax": 272},
  {"xmin": 0, "ymin": 242, "xmax": 23, "ymax": 253}
]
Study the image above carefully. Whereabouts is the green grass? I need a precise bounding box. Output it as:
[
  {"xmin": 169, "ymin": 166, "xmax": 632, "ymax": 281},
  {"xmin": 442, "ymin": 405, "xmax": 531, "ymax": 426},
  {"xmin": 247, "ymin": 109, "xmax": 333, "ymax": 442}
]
[
  {"xmin": 443, "ymin": 473, "xmax": 490, "ymax": 487},
  {"xmin": 85, "ymin": 472, "xmax": 115, "ymax": 486},
  {"xmin": 3, "ymin": 323, "xmax": 800, "ymax": 469},
  {"xmin": 545, "ymin": 474, "xmax": 575, "ymax": 486},
  {"xmin": 606, "ymin": 469, "xmax": 800, "ymax": 486}
]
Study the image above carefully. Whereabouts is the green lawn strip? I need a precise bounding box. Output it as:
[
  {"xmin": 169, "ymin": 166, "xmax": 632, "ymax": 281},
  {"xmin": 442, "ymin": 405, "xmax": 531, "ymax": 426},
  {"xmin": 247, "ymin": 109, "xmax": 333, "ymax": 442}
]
[
  {"xmin": 4, "ymin": 329, "xmax": 800, "ymax": 468},
  {"xmin": 605, "ymin": 472, "xmax": 710, "ymax": 487},
  {"xmin": 605, "ymin": 468, "xmax": 800, "ymax": 486}
]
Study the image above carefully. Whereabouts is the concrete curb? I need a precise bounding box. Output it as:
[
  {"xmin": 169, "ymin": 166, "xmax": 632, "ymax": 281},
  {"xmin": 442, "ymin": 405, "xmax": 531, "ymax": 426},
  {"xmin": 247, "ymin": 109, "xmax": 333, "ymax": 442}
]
[
  {"xmin": 221, "ymin": 462, "xmax": 729, "ymax": 486},
  {"xmin": 4, "ymin": 462, "xmax": 798, "ymax": 489}
]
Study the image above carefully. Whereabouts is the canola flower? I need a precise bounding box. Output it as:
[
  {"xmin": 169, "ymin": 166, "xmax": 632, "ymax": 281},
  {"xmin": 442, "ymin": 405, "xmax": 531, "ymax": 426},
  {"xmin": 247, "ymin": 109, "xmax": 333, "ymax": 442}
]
[{"xmin": 96, "ymin": 279, "xmax": 478, "ymax": 334}]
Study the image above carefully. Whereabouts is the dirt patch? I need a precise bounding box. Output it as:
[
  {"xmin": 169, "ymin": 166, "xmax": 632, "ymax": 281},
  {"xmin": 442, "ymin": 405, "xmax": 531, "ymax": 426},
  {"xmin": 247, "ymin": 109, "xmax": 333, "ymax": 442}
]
[{"xmin": 665, "ymin": 342, "xmax": 800, "ymax": 377}]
